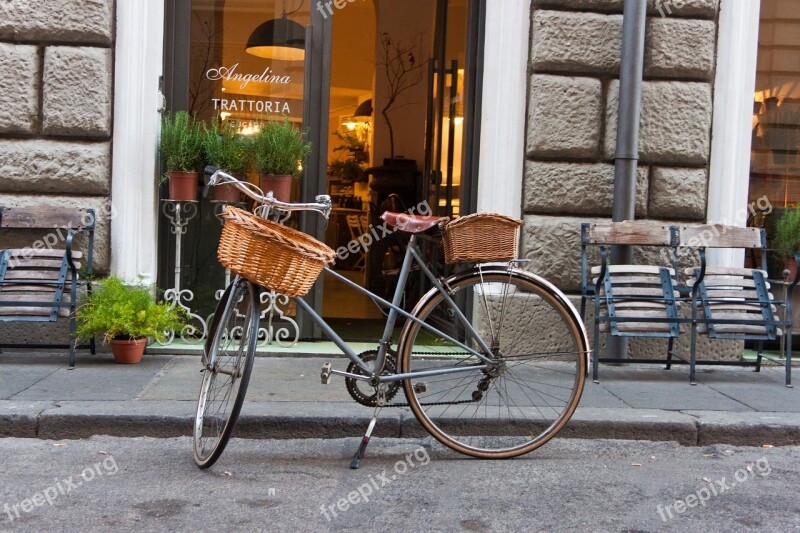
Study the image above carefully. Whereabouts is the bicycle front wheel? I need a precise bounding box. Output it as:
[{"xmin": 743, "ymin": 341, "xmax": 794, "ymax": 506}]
[
  {"xmin": 193, "ymin": 277, "xmax": 260, "ymax": 468},
  {"xmin": 399, "ymin": 267, "xmax": 587, "ymax": 458}
]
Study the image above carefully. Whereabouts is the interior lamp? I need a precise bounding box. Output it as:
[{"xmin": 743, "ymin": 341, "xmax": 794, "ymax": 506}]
[{"xmin": 246, "ymin": 0, "xmax": 306, "ymax": 61}]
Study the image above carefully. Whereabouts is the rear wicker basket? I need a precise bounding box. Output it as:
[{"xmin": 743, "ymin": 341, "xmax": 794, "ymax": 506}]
[
  {"xmin": 442, "ymin": 213, "xmax": 523, "ymax": 264},
  {"xmin": 217, "ymin": 206, "xmax": 336, "ymax": 297}
]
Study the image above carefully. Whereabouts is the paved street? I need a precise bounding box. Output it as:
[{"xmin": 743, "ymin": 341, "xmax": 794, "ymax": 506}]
[{"xmin": 0, "ymin": 436, "xmax": 798, "ymax": 532}]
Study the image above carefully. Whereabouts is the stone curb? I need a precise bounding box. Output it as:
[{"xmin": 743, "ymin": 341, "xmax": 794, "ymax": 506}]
[{"xmin": 2, "ymin": 400, "xmax": 796, "ymax": 447}]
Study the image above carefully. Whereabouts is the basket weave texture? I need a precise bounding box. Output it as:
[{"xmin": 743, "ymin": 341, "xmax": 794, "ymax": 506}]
[
  {"xmin": 442, "ymin": 212, "xmax": 523, "ymax": 264},
  {"xmin": 217, "ymin": 206, "xmax": 336, "ymax": 297}
]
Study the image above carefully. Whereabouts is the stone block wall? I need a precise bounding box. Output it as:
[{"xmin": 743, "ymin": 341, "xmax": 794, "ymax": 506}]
[
  {"xmin": 523, "ymin": 1, "xmax": 736, "ymax": 359},
  {"xmin": 524, "ymin": 0, "xmax": 719, "ymax": 291},
  {"xmin": 0, "ymin": 0, "xmax": 115, "ymax": 271}
]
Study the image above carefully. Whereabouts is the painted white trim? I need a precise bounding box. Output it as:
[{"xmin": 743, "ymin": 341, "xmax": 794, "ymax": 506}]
[
  {"xmin": 111, "ymin": 0, "xmax": 164, "ymax": 284},
  {"xmin": 706, "ymin": 0, "xmax": 761, "ymax": 267},
  {"xmin": 476, "ymin": 0, "xmax": 530, "ymax": 218}
]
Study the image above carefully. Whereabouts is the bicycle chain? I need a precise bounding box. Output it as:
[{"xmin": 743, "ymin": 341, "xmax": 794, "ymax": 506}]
[{"xmin": 382, "ymin": 351, "xmax": 490, "ymax": 407}]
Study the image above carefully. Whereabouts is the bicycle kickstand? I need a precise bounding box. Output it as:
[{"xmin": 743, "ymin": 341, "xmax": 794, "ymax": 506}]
[{"xmin": 350, "ymin": 389, "xmax": 385, "ymax": 469}]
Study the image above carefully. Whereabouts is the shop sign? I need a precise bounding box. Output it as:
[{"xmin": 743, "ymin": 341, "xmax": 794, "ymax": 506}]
[{"xmin": 206, "ymin": 63, "xmax": 292, "ymax": 89}]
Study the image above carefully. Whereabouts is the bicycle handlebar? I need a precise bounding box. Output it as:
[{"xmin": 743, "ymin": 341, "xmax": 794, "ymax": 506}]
[{"xmin": 203, "ymin": 165, "xmax": 332, "ymax": 220}]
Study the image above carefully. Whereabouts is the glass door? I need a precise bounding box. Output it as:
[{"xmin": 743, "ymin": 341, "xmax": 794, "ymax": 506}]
[
  {"xmin": 426, "ymin": 0, "xmax": 470, "ymax": 219},
  {"xmin": 163, "ymin": 0, "xmax": 324, "ymax": 344},
  {"xmin": 164, "ymin": 0, "xmax": 482, "ymax": 341}
]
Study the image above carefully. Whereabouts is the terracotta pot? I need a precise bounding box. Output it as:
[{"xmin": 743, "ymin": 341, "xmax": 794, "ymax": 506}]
[
  {"xmin": 168, "ymin": 171, "xmax": 199, "ymax": 201},
  {"xmin": 110, "ymin": 337, "xmax": 147, "ymax": 364},
  {"xmin": 260, "ymin": 174, "xmax": 293, "ymax": 203},
  {"xmin": 211, "ymin": 182, "xmax": 242, "ymax": 203}
]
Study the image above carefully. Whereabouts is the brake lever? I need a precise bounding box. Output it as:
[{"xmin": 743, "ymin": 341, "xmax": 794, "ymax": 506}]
[{"xmin": 202, "ymin": 172, "xmax": 217, "ymax": 199}]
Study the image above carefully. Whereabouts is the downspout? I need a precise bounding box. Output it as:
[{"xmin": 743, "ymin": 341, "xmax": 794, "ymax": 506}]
[{"xmin": 609, "ymin": 0, "xmax": 647, "ymax": 359}]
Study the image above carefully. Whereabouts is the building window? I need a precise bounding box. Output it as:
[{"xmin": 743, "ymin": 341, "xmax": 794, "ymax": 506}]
[{"xmin": 749, "ymin": 0, "xmax": 800, "ymax": 244}]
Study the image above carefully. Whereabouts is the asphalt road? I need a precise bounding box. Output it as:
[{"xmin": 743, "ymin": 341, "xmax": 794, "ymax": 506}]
[{"xmin": 0, "ymin": 436, "xmax": 798, "ymax": 532}]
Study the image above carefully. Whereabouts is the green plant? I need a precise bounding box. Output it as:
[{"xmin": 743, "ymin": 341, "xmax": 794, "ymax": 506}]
[
  {"xmin": 329, "ymin": 159, "xmax": 365, "ymax": 182},
  {"xmin": 774, "ymin": 207, "xmax": 800, "ymax": 258},
  {"xmin": 76, "ymin": 277, "xmax": 185, "ymax": 343},
  {"xmin": 202, "ymin": 119, "xmax": 251, "ymax": 176},
  {"xmin": 253, "ymin": 118, "xmax": 311, "ymax": 177},
  {"xmin": 333, "ymin": 130, "xmax": 368, "ymax": 164},
  {"xmin": 160, "ymin": 111, "xmax": 203, "ymax": 180}
]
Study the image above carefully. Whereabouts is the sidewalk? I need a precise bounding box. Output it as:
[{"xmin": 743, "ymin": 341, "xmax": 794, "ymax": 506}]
[{"xmin": 1, "ymin": 351, "xmax": 798, "ymax": 446}]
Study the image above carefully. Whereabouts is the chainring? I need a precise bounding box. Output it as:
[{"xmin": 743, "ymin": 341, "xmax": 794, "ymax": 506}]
[{"xmin": 345, "ymin": 350, "xmax": 401, "ymax": 407}]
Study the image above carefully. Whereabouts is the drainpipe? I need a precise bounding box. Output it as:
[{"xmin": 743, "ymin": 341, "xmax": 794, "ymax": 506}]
[{"xmin": 609, "ymin": 0, "xmax": 647, "ymax": 360}]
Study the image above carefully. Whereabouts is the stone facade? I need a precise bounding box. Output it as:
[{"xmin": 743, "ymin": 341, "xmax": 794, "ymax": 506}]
[
  {"xmin": 523, "ymin": 0, "xmax": 729, "ymax": 358},
  {"xmin": 524, "ymin": 0, "xmax": 719, "ymax": 289},
  {"xmin": 0, "ymin": 0, "xmax": 114, "ymax": 270}
]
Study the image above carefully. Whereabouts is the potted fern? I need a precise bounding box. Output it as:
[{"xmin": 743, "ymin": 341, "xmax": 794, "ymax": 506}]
[
  {"xmin": 202, "ymin": 119, "xmax": 250, "ymax": 202},
  {"xmin": 160, "ymin": 111, "xmax": 203, "ymax": 201},
  {"xmin": 253, "ymin": 118, "xmax": 311, "ymax": 202},
  {"xmin": 76, "ymin": 277, "xmax": 185, "ymax": 364},
  {"xmin": 774, "ymin": 207, "xmax": 800, "ymax": 280}
]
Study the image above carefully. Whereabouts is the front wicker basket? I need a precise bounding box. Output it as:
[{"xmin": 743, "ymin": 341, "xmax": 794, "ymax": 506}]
[
  {"xmin": 217, "ymin": 206, "xmax": 336, "ymax": 297},
  {"xmin": 442, "ymin": 213, "xmax": 523, "ymax": 264}
]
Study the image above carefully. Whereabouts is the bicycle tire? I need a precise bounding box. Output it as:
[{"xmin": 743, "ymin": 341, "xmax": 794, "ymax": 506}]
[
  {"xmin": 193, "ymin": 277, "xmax": 260, "ymax": 468},
  {"xmin": 399, "ymin": 267, "xmax": 588, "ymax": 458}
]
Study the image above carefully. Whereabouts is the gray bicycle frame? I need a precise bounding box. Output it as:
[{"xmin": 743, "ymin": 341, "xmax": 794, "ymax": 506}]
[{"xmin": 293, "ymin": 234, "xmax": 496, "ymax": 384}]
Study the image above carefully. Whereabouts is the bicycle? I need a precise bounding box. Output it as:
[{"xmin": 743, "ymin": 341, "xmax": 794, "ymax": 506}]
[{"xmin": 193, "ymin": 166, "xmax": 590, "ymax": 469}]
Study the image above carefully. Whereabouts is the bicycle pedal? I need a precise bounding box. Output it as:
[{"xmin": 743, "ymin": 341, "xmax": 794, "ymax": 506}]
[{"xmin": 321, "ymin": 362, "xmax": 332, "ymax": 385}]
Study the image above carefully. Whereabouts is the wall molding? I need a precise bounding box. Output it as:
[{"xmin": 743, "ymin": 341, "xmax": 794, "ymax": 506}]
[
  {"xmin": 706, "ymin": 0, "xmax": 761, "ymax": 267},
  {"xmin": 110, "ymin": 0, "xmax": 164, "ymax": 284},
  {"xmin": 477, "ymin": 0, "xmax": 530, "ymax": 218}
]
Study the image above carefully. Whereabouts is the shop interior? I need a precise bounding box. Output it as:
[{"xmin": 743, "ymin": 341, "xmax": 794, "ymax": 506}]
[
  {"xmin": 749, "ymin": 0, "xmax": 800, "ymax": 274},
  {"xmin": 186, "ymin": 0, "xmax": 467, "ymax": 333}
]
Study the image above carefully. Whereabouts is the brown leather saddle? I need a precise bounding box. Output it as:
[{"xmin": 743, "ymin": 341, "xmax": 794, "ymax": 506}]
[{"xmin": 381, "ymin": 212, "xmax": 450, "ymax": 234}]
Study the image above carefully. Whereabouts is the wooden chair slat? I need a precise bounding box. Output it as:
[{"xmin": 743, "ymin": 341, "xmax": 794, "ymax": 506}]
[
  {"xmin": 0, "ymin": 285, "xmax": 59, "ymax": 293},
  {"xmin": 600, "ymin": 301, "xmax": 670, "ymax": 310},
  {"xmin": 0, "ymin": 293, "xmax": 70, "ymax": 303},
  {"xmin": 7, "ymin": 259, "xmax": 81, "ymax": 270},
  {"xmin": 593, "ymin": 275, "xmax": 668, "ymax": 286},
  {"xmin": 5, "ymin": 249, "xmax": 83, "ymax": 260},
  {"xmin": 697, "ymin": 324, "xmax": 781, "ymax": 336},
  {"xmin": 600, "ymin": 322, "xmax": 678, "ymax": 333},
  {"xmin": 0, "ymin": 307, "xmax": 70, "ymax": 318},
  {"xmin": 679, "ymin": 224, "xmax": 763, "ymax": 249},
  {"xmin": 0, "ymin": 206, "xmax": 92, "ymax": 229},
  {"xmin": 701, "ymin": 303, "xmax": 777, "ymax": 313},
  {"xmin": 591, "ymin": 265, "xmax": 675, "ymax": 276},
  {"xmin": 587, "ymin": 221, "xmax": 673, "ymax": 246},
  {"xmin": 688, "ymin": 278, "xmax": 769, "ymax": 290},
  {"xmin": 684, "ymin": 266, "xmax": 766, "ymax": 277},
  {"xmin": 601, "ymin": 288, "xmax": 681, "ymax": 298},
  {"xmin": 3, "ymin": 270, "xmax": 73, "ymax": 281}
]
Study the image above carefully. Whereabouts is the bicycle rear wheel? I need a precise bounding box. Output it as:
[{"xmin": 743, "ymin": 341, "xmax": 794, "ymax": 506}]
[
  {"xmin": 399, "ymin": 267, "xmax": 587, "ymax": 458},
  {"xmin": 193, "ymin": 277, "xmax": 259, "ymax": 468}
]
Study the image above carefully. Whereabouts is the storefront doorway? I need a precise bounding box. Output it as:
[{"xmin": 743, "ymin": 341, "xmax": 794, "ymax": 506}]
[{"xmin": 162, "ymin": 0, "xmax": 483, "ymax": 341}]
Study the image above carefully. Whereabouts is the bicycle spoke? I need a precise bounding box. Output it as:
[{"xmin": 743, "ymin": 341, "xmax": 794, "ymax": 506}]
[{"xmin": 402, "ymin": 269, "xmax": 586, "ymax": 458}]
